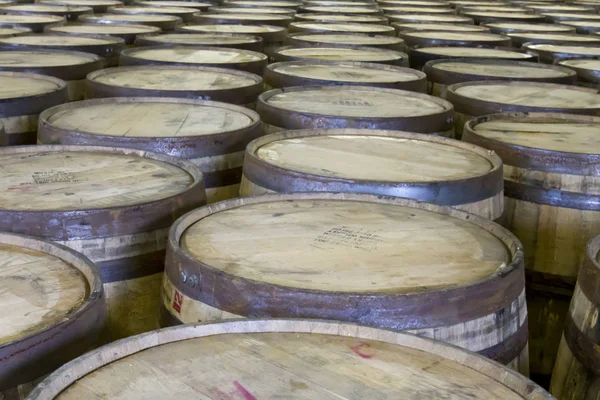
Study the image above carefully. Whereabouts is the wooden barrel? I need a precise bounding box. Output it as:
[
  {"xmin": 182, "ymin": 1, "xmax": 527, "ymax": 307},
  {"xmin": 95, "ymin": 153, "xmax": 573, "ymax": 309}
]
[
  {"xmin": 551, "ymin": 234, "xmax": 600, "ymax": 400},
  {"xmin": 463, "ymin": 11, "xmax": 546, "ymax": 24},
  {"xmin": 399, "ymin": 30, "xmax": 512, "ymax": 48},
  {"xmin": 191, "ymin": 12, "xmax": 293, "ymax": 27},
  {"xmin": 0, "ymin": 4, "xmax": 92, "ymax": 21},
  {"xmin": 240, "ymin": 129, "xmax": 503, "ymax": 219},
  {"xmin": 39, "ymin": 0, "xmax": 123, "ymax": 13},
  {"xmin": 288, "ymin": 21, "xmax": 395, "ymax": 35},
  {"xmin": 0, "ymin": 49, "xmax": 103, "ymax": 101},
  {"xmin": 299, "ymin": 4, "xmax": 381, "ymax": 13},
  {"xmin": 134, "ymin": 32, "xmax": 263, "ymax": 51},
  {"xmin": 462, "ymin": 112, "xmax": 600, "ymax": 387},
  {"xmin": 0, "ymin": 71, "xmax": 67, "ymax": 146},
  {"xmin": 485, "ymin": 22, "xmax": 576, "ymax": 34},
  {"xmin": 382, "ymin": 13, "xmax": 474, "ymax": 24},
  {"xmin": 29, "ymin": 319, "xmax": 549, "ymax": 400},
  {"xmin": 273, "ymin": 45, "xmax": 409, "ymax": 66},
  {"xmin": 119, "ymin": 46, "xmax": 268, "ymax": 75},
  {"xmin": 78, "ymin": 13, "xmax": 183, "ymax": 31},
  {"xmin": 559, "ymin": 21, "xmax": 600, "ymax": 35},
  {"xmin": 0, "ymin": 33, "xmax": 125, "ymax": 66},
  {"xmin": 0, "ymin": 232, "xmax": 107, "ymax": 399},
  {"xmin": 160, "ymin": 193, "xmax": 527, "ymax": 372},
  {"xmin": 0, "ymin": 145, "xmax": 206, "ymax": 340},
  {"xmin": 523, "ymin": 43, "xmax": 600, "ymax": 64},
  {"xmin": 383, "ymin": 6, "xmax": 454, "ymax": 14},
  {"xmin": 508, "ymin": 32, "xmax": 600, "ymax": 48},
  {"xmin": 86, "ymin": 65, "xmax": 262, "ymax": 105},
  {"xmin": 525, "ymin": 3, "xmax": 594, "ymax": 12},
  {"xmin": 38, "ymin": 97, "xmax": 262, "ymax": 203},
  {"xmin": 293, "ymin": 13, "xmax": 389, "ymax": 23},
  {"xmin": 392, "ymin": 21, "xmax": 490, "ymax": 33},
  {"xmin": 257, "ymin": 85, "xmax": 454, "ymax": 135},
  {"xmin": 559, "ymin": 59, "xmax": 600, "ymax": 86},
  {"xmin": 45, "ymin": 22, "xmax": 159, "ymax": 44},
  {"xmin": 0, "ymin": 26, "xmax": 30, "ymax": 37},
  {"xmin": 542, "ymin": 12, "xmax": 600, "ymax": 23},
  {"xmin": 225, "ymin": 0, "xmax": 302, "ymax": 9},
  {"xmin": 284, "ymin": 32, "xmax": 406, "ymax": 51},
  {"xmin": 409, "ymin": 45, "xmax": 537, "ymax": 70},
  {"xmin": 264, "ymin": 60, "xmax": 426, "ymax": 91},
  {"xmin": 424, "ymin": 58, "xmax": 576, "ymax": 97},
  {"xmin": 446, "ymin": 81, "xmax": 600, "ymax": 138},
  {"xmin": 137, "ymin": 0, "xmax": 211, "ymax": 11},
  {"xmin": 459, "ymin": 5, "xmax": 530, "ymax": 14},
  {"xmin": 107, "ymin": 5, "xmax": 197, "ymax": 21},
  {"xmin": 380, "ymin": 0, "xmax": 451, "ymax": 7},
  {"xmin": 209, "ymin": 5, "xmax": 296, "ymax": 14},
  {"xmin": 0, "ymin": 14, "xmax": 64, "ymax": 33}
]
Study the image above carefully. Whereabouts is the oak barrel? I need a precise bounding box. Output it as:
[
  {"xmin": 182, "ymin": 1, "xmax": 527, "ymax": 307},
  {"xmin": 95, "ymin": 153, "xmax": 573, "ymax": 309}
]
[
  {"xmin": 86, "ymin": 65, "xmax": 263, "ymax": 105},
  {"xmin": 209, "ymin": 5, "xmax": 295, "ymax": 14},
  {"xmin": 392, "ymin": 22, "xmax": 490, "ymax": 33},
  {"xmin": 0, "ymin": 145, "xmax": 206, "ymax": 340},
  {"xmin": 191, "ymin": 12, "xmax": 293, "ymax": 27},
  {"xmin": 423, "ymin": 58, "xmax": 576, "ymax": 97},
  {"xmin": 38, "ymin": 97, "xmax": 262, "ymax": 203},
  {"xmin": 137, "ymin": 0, "xmax": 211, "ymax": 11},
  {"xmin": 0, "ymin": 233, "xmax": 106, "ymax": 398},
  {"xmin": 0, "ymin": 71, "xmax": 67, "ymax": 146},
  {"xmin": 0, "ymin": 4, "xmax": 92, "ymax": 21},
  {"xmin": 134, "ymin": 32, "xmax": 264, "ymax": 52},
  {"xmin": 484, "ymin": 22, "xmax": 576, "ymax": 34},
  {"xmin": 293, "ymin": 13, "xmax": 389, "ymax": 24},
  {"xmin": 225, "ymin": 0, "xmax": 301, "ymax": 9},
  {"xmin": 525, "ymin": 3, "xmax": 594, "ymax": 12},
  {"xmin": 39, "ymin": 0, "xmax": 123, "ymax": 14},
  {"xmin": 272, "ymin": 45, "xmax": 409, "ymax": 66},
  {"xmin": 0, "ymin": 14, "xmax": 64, "ymax": 33},
  {"xmin": 160, "ymin": 193, "xmax": 528, "ymax": 372},
  {"xmin": 240, "ymin": 129, "xmax": 503, "ymax": 219},
  {"xmin": 383, "ymin": 6, "xmax": 454, "ymax": 14},
  {"xmin": 551, "ymin": 234, "xmax": 600, "ymax": 400},
  {"xmin": 398, "ymin": 30, "xmax": 512, "ymax": 48},
  {"xmin": 45, "ymin": 22, "xmax": 160, "ymax": 45},
  {"xmin": 288, "ymin": 21, "xmax": 395, "ymax": 35},
  {"xmin": 0, "ymin": 49, "xmax": 103, "ymax": 101},
  {"xmin": 523, "ymin": 43, "xmax": 600, "ymax": 64},
  {"xmin": 463, "ymin": 112, "xmax": 600, "ymax": 387},
  {"xmin": 0, "ymin": 26, "xmax": 30, "ymax": 37},
  {"xmin": 508, "ymin": 32, "xmax": 600, "ymax": 48},
  {"xmin": 381, "ymin": 13, "xmax": 474, "ymax": 24},
  {"xmin": 284, "ymin": 32, "xmax": 406, "ymax": 51},
  {"xmin": 542, "ymin": 12, "xmax": 600, "ymax": 23},
  {"xmin": 108, "ymin": 5, "xmax": 197, "ymax": 21},
  {"xmin": 78, "ymin": 13, "xmax": 183, "ymax": 31},
  {"xmin": 0, "ymin": 33, "xmax": 125, "ymax": 66},
  {"xmin": 559, "ymin": 58, "xmax": 600, "ymax": 86},
  {"xmin": 264, "ymin": 60, "xmax": 427, "ymax": 91},
  {"xmin": 177, "ymin": 24, "xmax": 285, "ymax": 54},
  {"xmin": 559, "ymin": 21, "xmax": 600, "ymax": 35},
  {"xmin": 257, "ymin": 85, "xmax": 454, "ymax": 135},
  {"xmin": 463, "ymin": 11, "xmax": 545, "ymax": 24},
  {"xmin": 298, "ymin": 4, "xmax": 381, "ymax": 14},
  {"xmin": 444, "ymin": 81, "xmax": 600, "ymax": 138},
  {"xmin": 29, "ymin": 319, "xmax": 549, "ymax": 399},
  {"xmin": 118, "ymin": 45, "xmax": 267, "ymax": 75}
]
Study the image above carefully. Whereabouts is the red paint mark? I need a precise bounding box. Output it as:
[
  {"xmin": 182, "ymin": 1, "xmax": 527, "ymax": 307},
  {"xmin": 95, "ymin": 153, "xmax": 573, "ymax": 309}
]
[
  {"xmin": 233, "ymin": 381, "xmax": 257, "ymax": 400},
  {"xmin": 7, "ymin": 185, "xmax": 33, "ymax": 191},
  {"xmin": 172, "ymin": 290, "xmax": 183, "ymax": 314},
  {"xmin": 350, "ymin": 343, "xmax": 375, "ymax": 359}
]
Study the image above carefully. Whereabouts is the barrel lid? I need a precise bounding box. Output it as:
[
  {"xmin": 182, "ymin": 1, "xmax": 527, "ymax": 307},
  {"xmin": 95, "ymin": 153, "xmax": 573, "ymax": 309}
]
[
  {"xmin": 304, "ymin": 0, "xmax": 378, "ymax": 6},
  {"xmin": 137, "ymin": 32, "xmax": 261, "ymax": 46},
  {"xmin": 289, "ymin": 22, "xmax": 395, "ymax": 34},
  {"xmin": 559, "ymin": 58, "xmax": 600, "ymax": 83},
  {"xmin": 415, "ymin": 46, "xmax": 533, "ymax": 58},
  {"xmin": 120, "ymin": 46, "xmax": 267, "ymax": 66},
  {"xmin": 0, "ymin": 146, "xmax": 197, "ymax": 211},
  {"xmin": 0, "ymin": 71, "xmax": 65, "ymax": 101},
  {"xmin": 460, "ymin": 6, "xmax": 529, "ymax": 12},
  {"xmin": 136, "ymin": 0, "xmax": 211, "ymax": 8},
  {"xmin": 178, "ymin": 24, "xmax": 286, "ymax": 42},
  {"xmin": 542, "ymin": 12, "xmax": 600, "ymax": 21},
  {"xmin": 225, "ymin": 0, "xmax": 301, "ymax": 7},
  {"xmin": 287, "ymin": 32, "xmax": 403, "ymax": 47},
  {"xmin": 524, "ymin": 43, "xmax": 600, "ymax": 57},
  {"xmin": 0, "ymin": 49, "xmax": 100, "ymax": 67},
  {"xmin": 560, "ymin": 20, "xmax": 600, "ymax": 32},
  {"xmin": 294, "ymin": 13, "xmax": 389, "ymax": 23},
  {"xmin": 0, "ymin": 33, "xmax": 124, "ymax": 48},
  {"xmin": 399, "ymin": 30, "xmax": 510, "ymax": 45},
  {"xmin": 41, "ymin": 97, "xmax": 260, "ymax": 138},
  {"xmin": 39, "ymin": 0, "xmax": 122, "ymax": 7},
  {"xmin": 484, "ymin": 22, "xmax": 576, "ymax": 33},
  {"xmin": 79, "ymin": 12, "xmax": 181, "ymax": 23},
  {"xmin": 0, "ymin": 26, "xmax": 31, "ymax": 36},
  {"xmin": 0, "ymin": 13, "xmax": 65, "ymax": 26},
  {"xmin": 463, "ymin": 11, "xmax": 546, "ymax": 21},
  {"xmin": 525, "ymin": 4, "xmax": 593, "ymax": 11},
  {"xmin": 28, "ymin": 319, "xmax": 552, "ymax": 400},
  {"xmin": 192, "ymin": 12, "xmax": 293, "ymax": 24},
  {"xmin": 300, "ymin": 5, "xmax": 381, "ymax": 12},
  {"xmin": 46, "ymin": 22, "xmax": 160, "ymax": 35},
  {"xmin": 0, "ymin": 240, "xmax": 89, "ymax": 345},
  {"xmin": 383, "ymin": 13, "xmax": 473, "ymax": 22},
  {"xmin": 383, "ymin": 6, "xmax": 454, "ymax": 13},
  {"xmin": 209, "ymin": 5, "xmax": 295, "ymax": 13},
  {"xmin": 275, "ymin": 45, "xmax": 406, "ymax": 63},
  {"xmin": 109, "ymin": 4, "xmax": 195, "ymax": 14},
  {"xmin": 392, "ymin": 22, "xmax": 490, "ymax": 32},
  {"xmin": 0, "ymin": 3, "xmax": 92, "ymax": 13},
  {"xmin": 507, "ymin": 32, "xmax": 600, "ymax": 45},
  {"xmin": 380, "ymin": 0, "xmax": 450, "ymax": 6}
]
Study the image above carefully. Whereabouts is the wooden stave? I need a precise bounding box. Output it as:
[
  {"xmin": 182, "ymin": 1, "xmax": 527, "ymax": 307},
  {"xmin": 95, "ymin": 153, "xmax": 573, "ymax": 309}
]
[
  {"xmin": 424, "ymin": 58, "xmax": 578, "ymax": 86},
  {"xmin": 85, "ymin": 65, "xmax": 263, "ymax": 105},
  {"xmin": 45, "ymin": 22, "xmax": 161, "ymax": 45},
  {"xmin": 0, "ymin": 232, "xmax": 107, "ymax": 391},
  {"xmin": 240, "ymin": 128, "xmax": 503, "ymax": 215},
  {"xmin": 398, "ymin": 30, "xmax": 512, "ymax": 48},
  {"xmin": 408, "ymin": 45, "xmax": 537, "ymax": 70},
  {"xmin": 176, "ymin": 23, "xmax": 287, "ymax": 44},
  {"xmin": 133, "ymin": 32, "xmax": 264, "ymax": 52},
  {"xmin": 292, "ymin": 13, "xmax": 389, "ymax": 24},
  {"xmin": 559, "ymin": 58, "xmax": 600, "ymax": 84},
  {"xmin": 484, "ymin": 22, "xmax": 576, "ymax": 34},
  {"xmin": 0, "ymin": 4, "xmax": 93, "ymax": 21},
  {"xmin": 78, "ymin": 13, "xmax": 183, "ymax": 31},
  {"xmin": 0, "ymin": 14, "xmax": 65, "ymax": 33},
  {"xmin": 118, "ymin": 44, "xmax": 268, "ymax": 75},
  {"xmin": 272, "ymin": 44, "xmax": 409, "ymax": 66},
  {"xmin": 264, "ymin": 59, "xmax": 427, "ymax": 92},
  {"xmin": 257, "ymin": 85, "xmax": 455, "ymax": 134},
  {"xmin": 191, "ymin": 12, "xmax": 293, "ymax": 27},
  {"xmin": 284, "ymin": 32, "xmax": 407, "ymax": 51},
  {"xmin": 161, "ymin": 192, "xmax": 527, "ymax": 368},
  {"xmin": 288, "ymin": 21, "xmax": 396, "ymax": 35},
  {"xmin": 107, "ymin": 5, "xmax": 198, "ymax": 21},
  {"xmin": 37, "ymin": 97, "xmax": 263, "ymax": 203}
]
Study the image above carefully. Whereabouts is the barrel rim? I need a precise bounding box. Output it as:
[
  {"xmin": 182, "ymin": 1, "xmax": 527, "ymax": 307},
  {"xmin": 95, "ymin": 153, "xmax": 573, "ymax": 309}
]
[
  {"xmin": 210, "ymin": 5, "xmax": 297, "ymax": 15},
  {"xmin": 507, "ymin": 31, "xmax": 600, "ymax": 47},
  {"xmin": 0, "ymin": 231, "xmax": 106, "ymax": 389},
  {"xmin": 45, "ymin": 21, "xmax": 161, "ymax": 35},
  {"xmin": 284, "ymin": 31, "xmax": 406, "ymax": 51},
  {"xmin": 391, "ymin": 21, "xmax": 491, "ymax": 32},
  {"xmin": 224, "ymin": 0, "xmax": 302, "ymax": 8},
  {"xmin": 298, "ymin": 4, "xmax": 383, "ymax": 14},
  {"xmin": 242, "ymin": 128, "xmax": 504, "ymax": 204},
  {"xmin": 107, "ymin": 4, "xmax": 198, "ymax": 16},
  {"xmin": 398, "ymin": 29, "xmax": 512, "ymax": 48},
  {"xmin": 382, "ymin": 13, "xmax": 474, "ymax": 23},
  {"xmin": 164, "ymin": 192, "xmax": 524, "ymax": 329},
  {"xmin": 462, "ymin": 9, "xmax": 546, "ymax": 23},
  {"xmin": 293, "ymin": 13, "xmax": 389, "ymax": 24},
  {"xmin": 191, "ymin": 11, "xmax": 293, "ymax": 27},
  {"xmin": 78, "ymin": 13, "xmax": 183, "ymax": 31},
  {"xmin": 175, "ymin": 23, "xmax": 287, "ymax": 43},
  {"xmin": 289, "ymin": 21, "xmax": 396, "ymax": 35},
  {"xmin": 133, "ymin": 31, "xmax": 264, "ymax": 49},
  {"xmin": 483, "ymin": 21, "xmax": 576, "ymax": 34},
  {"xmin": 28, "ymin": 318, "xmax": 550, "ymax": 400},
  {"xmin": 272, "ymin": 44, "xmax": 408, "ymax": 66},
  {"xmin": 523, "ymin": 41, "xmax": 600, "ymax": 62},
  {"xmin": 0, "ymin": 3, "xmax": 94, "ymax": 16},
  {"xmin": 423, "ymin": 58, "xmax": 577, "ymax": 85},
  {"xmin": 558, "ymin": 57, "xmax": 600, "ymax": 84},
  {"xmin": 0, "ymin": 70, "xmax": 68, "ymax": 117},
  {"xmin": 257, "ymin": 84, "xmax": 454, "ymax": 133},
  {"xmin": 0, "ymin": 25, "xmax": 31, "ymax": 35},
  {"xmin": 137, "ymin": 0, "xmax": 211, "ymax": 10}
]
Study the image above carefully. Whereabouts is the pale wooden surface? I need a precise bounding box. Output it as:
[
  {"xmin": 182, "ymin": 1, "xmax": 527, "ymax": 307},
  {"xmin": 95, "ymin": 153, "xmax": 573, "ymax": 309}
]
[
  {"xmin": 180, "ymin": 24, "xmax": 283, "ymax": 34},
  {"xmin": 0, "ymin": 150, "xmax": 193, "ymax": 211},
  {"xmin": 273, "ymin": 63, "xmax": 421, "ymax": 82},
  {"xmin": 388, "ymin": 14, "xmax": 472, "ymax": 21},
  {"xmin": 486, "ymin": 22, "xmax": 575, "ymax": 31},
  {"xmin": 292, "ymin": 22, "xmax": 394, "ymax": 33},
  {"xmin": 419, "ymin": 47, "xmax": 531, "ymax": 58},
  {"xmin": 136, "ymin": 1, "xmax": 209, "ymax": 7},
  {"xmin": 527, "ymin": 43, "xmax": 600, "ymax": 56},
  {"xmin": 561, "ymin": 20, "xmax": 600, "ymax": 28},
  {"xmin": 0, "ymin": 50, "xmax": 96, "ymax": 67},
  {"xmin": 466, "ymin": 11, "xmax": 541, "ymax": 18},
  {"xmin": 1, "ymin": 114, "xmax": 40, "ymax": 135},
  {"xmin": 0, "ymin": 14, "xmax": 63, "ymax": 23},
  {"xmin": 393, "ymin": 23, "xmax": 489, "ymax": 31},
  {"xmin": 110, "ymin": 5, "xmax": 192, "ymax": 14},
  {"xmin": 48, "ymin": 102, "xmax": 253, "ymax": 137},
  {"xmin": 224, "ymin": 0, "xmax": 299, "ymax": 6},
  {"xmin": 454, "ymin": 83, "xmax": 600, "ymax": 108},
  {"xmin": 40, "ymin": 0, "xmax": 122, "ymax": 6},
  {"xmin": 265, "ymin": 88, "xmax": 446, "ymax": 117},
  {"xmin": 0, "ymin": 74, "xmax": 62, "ymax": 99},
  {"xmin": 302, "ymin": 5, "xmax": 379, "ymax": 12},
  {"xmin": 560, "ymin": 58, "xmax": 600, "ymax": 72},
  {"xmin": 292, "ymin": 33, "xmax": 400, "ymax": 45},
  {"xmin": 255, "ymin": 135, "xmax": 493, "ymax": 181},
  {"xmin": 91, "ymin": 68, "xmax": 256, "ymax": 90},
  {"xmin": 542, "ymin": 12, "xmax": 600, "ymax": 20},
  {"xmin": 83, "ymin": 13, "xmax": 177, "ymax": 22},
  {"xmin": 0, "ymin": 243, "xmax": 87, "ymax": 345},
  {"xmin": 54, "ymin": 330, "xmax": 525, "ymax": 400},
  {"xmin": 125, "ymin": 47, "xmax": 265, "ymax": 63},
  {"xmin": 0, "ymin": 35, "xmax": 115, "ymax": 46},
  {"xmin": 405, "ymin": 31, "xmax": 507, "ymax": 41},
  {"xmin": 278, "ymin": 47, "xmax": 401, "ymax": 62},
  {"xmin": 0, "ymin": 27, "xmax": 30, "ymax": 35},
  {"xmin": 473, "ymin": 117, "xmax": 600, "ymax": 154},
  {"xmin": 197, "ymin": 12, "xmax": 289, "ymax": 20},
  {"xmin": 0, "ymin": 4, "xmax": 88, "ymax": 11},
  {"xmin": 49, "ymin": 24, "xmax": 156, "ymax": 34},
  {"xmin": 139, "ymin": 33, "xmax": 257, "ymax": 45},
  {"xmin": 180, "ymin": 200, "xmax": 509, "ymax": 292},
  {"xmin": 508, "ymin": 32, "xmax": 600, "ymax": 42},
  {"xmin": 296, "ymin": 14, "xmax": 387, "ymax": 22},
  {"xmin": 211, "ymin": 6, "xmax": 293, "ymax": 14},
  {"xmin": 433, "ymin": 61, "xmax": 571, "ymax": 78}
]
